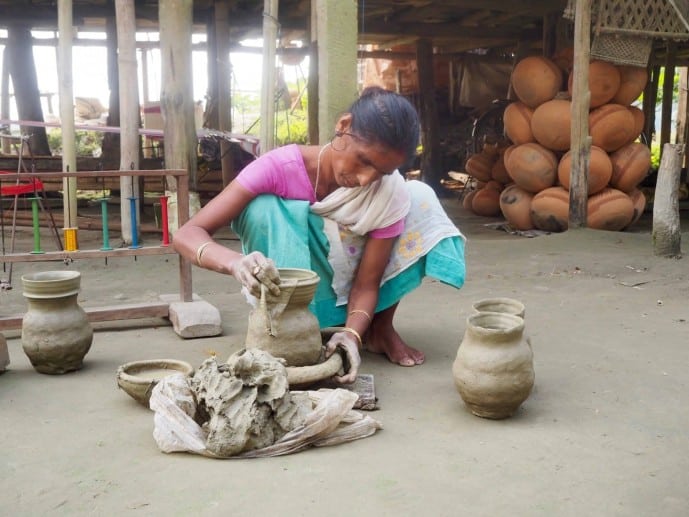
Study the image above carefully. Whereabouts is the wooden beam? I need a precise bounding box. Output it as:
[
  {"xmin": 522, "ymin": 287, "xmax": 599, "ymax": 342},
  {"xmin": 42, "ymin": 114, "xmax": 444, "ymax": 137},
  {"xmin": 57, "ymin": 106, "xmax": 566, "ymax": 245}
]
[
  {"xmin": 660, "ymin": 42, "xmax": 677, "ymax": 149},
  {"xmin": 416, "ymin": 38, "xmax": 442, "ymax": 193},
  {"xmin": 569, "ymin": 0, "xmax": 591, "ymax": 229},
  {"xmin": 0, "ymin": 302, "xmax": 171, "ymax": 331}
]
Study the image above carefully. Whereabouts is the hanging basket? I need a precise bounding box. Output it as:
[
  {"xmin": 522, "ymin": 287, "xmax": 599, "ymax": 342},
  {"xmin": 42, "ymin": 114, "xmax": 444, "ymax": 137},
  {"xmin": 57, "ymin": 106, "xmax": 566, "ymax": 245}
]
[{"xmin": 569, "ymin": 0, "xmax": 689, "ymax": 66}]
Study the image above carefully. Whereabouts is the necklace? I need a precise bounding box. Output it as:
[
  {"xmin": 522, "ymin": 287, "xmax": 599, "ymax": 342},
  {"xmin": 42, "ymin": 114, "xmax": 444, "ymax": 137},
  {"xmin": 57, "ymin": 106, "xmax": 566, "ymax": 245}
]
[{"xmin": 314, "ymin": 143, "xmax": 330, "ymax": 200}]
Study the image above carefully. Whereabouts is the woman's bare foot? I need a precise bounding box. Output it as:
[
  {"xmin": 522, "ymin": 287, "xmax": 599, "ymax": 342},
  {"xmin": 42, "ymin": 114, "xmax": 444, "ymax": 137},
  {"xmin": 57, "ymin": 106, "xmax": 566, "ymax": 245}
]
[{"xmin": 364, "ymin": 303, "xmax": 425, "ymax": 367}]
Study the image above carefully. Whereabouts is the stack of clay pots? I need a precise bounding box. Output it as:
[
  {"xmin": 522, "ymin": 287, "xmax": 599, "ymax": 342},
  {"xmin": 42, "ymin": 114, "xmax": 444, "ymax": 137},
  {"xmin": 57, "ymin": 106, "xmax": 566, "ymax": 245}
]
[{"xmin": 464, "ymin": 53, "xmax": 651, "ymax": 233}]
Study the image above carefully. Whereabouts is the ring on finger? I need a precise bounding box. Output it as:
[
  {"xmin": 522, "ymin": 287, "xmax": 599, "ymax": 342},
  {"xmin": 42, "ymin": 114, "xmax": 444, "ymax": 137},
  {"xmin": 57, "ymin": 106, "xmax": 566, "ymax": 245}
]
[{"xmin": 252, "ymin": 265, "xmax": 261, "ymax": 276}]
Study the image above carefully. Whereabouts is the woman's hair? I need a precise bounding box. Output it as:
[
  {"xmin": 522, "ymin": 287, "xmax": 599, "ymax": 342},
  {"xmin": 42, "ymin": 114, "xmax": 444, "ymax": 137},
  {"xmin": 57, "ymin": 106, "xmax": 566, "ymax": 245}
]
[{"xmin": 347, "ymin": 86, "xmax": 420, "ymax": 162}]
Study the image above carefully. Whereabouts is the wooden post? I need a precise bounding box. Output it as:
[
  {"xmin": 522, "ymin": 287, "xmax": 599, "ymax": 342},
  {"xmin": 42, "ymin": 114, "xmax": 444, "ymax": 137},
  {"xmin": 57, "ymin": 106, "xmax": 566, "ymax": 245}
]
[
  {"xmin": 5, "ymin": 25, "xmax": 51, "ymax": 156},
  {"xmin": 307, "ymin": 4, "xmax": 319, "ymax": 144},
  {"xmin": 57, "ymin": 0, "xmax": 78, "ymax": 229},
  {"xmin": 115, "ymin": 0, "xmax": 140, "ymax": 245},
  {"xmin": 102, "ymin": 14, "xmax": 121, "ymax": 162},
  {"xmin": 568, "ymin": 0, "xmax": 591, "ymax": 229},
  {"xmin": 643, "ymin": 66, "xmax": 661, "ymax": 147},
  {"xmin": 660, "ymin": 42, "xmax": 676, "ymax": 152},
  {"xmin": 417, "ymin": 38, "xmax": 442, "ymax": 193},
  {"xmin": 260, "ymin": 0, "xmax": 279, "ymax": 154},
  {"xmin": 316, "ymin": 0, "xmax": 358, "ymax": 145},
  {"xmin": 159, "ymin": 0, "xmax": 198, "ymax": 191},
  {"xmin": 652, "ymin": 143, "xmax": 682, "ymax": 258},
  {"xmin": 1, "ymin": 47, "xmax": 10, "ymax": 155},
  {"xmin": 214, "ymin": 0, "xmax": 234, "ymax": 185}
]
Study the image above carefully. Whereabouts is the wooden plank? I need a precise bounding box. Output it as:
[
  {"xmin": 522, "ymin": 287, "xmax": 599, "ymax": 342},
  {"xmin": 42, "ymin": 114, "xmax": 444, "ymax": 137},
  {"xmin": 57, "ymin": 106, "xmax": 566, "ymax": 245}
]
[
  {"xmin": 0, "ymin": 245, "xmax": 176, "ymax": 263},
  {"xmin": 568, "ymin": 0, "xmax": 592, "ymax": 228},
  {"xmin": 0, "ymin": 301, "xmax": 170, "ymax": 331}
]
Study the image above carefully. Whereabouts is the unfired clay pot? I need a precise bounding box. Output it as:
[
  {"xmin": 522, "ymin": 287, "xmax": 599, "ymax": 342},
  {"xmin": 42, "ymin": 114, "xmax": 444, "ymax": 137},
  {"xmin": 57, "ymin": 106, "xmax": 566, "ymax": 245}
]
[
  {"xmin": 21, "ymin": 271, "xmax": 93, "ymax": 374},
  {"xmin": 245, "ymin": 268, "xmax": 322, "ymax": 367},
  {"xmin": 453, "ymin": 312, "xmax": 534, "ymax": 419}
]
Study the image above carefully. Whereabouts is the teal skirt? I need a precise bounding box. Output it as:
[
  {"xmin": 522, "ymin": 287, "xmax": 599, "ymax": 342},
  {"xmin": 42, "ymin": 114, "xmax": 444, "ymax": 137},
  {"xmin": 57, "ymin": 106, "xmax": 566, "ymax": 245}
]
[{"xmin": 232, "ymin": 195, "xmax": 465, "ymax": 328}]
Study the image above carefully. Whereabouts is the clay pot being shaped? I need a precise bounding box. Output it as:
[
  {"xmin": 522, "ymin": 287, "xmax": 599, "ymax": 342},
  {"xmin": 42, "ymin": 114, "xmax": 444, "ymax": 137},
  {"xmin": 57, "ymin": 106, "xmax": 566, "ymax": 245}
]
[
  {"xmin": 21, "ymin": 271, "xmax": 93, "ymax": 374},
  {"xmin": 499, "ymin": 184, "xmax": 535, "ymax": 230},
  {"xmin": 503, "ymin": 102, "xmax": 535, "ymax": 145},
  {"xmin": 557, "ymin": 146, "xmax": 613, "ymax": 195},
  {"xmin": 510, "ymin": 55, "xmax": 563, "ymax": 109},
  {"xmin": 452, "ymin": 312, "xmax": 534, "ymax": 419},
  {"xmin": 245, "ymin": 268, "xmax": 322, "ymax": 367},
  {"xmin": 609, "ymin": 142, "xmax": 651, "ymax": 193},
  {"xmin": 589, "ymin": 104, "xmax": 636, "ymax": 152},
  {"xmin": 505, "ymin": 142, "xmax": 558, "ymax": 193},
  {"xmin": 568, "ymin": 60, "xmax": 621, "ymax": 108},
  {"xmin": 530, "ymin": 186, "xmax": 570, "ymax": 232}
]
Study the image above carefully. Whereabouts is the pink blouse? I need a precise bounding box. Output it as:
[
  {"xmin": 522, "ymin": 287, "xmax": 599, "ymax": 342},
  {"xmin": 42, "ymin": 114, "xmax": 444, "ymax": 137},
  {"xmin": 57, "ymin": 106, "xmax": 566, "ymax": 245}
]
[{"xmin": 236, "ymin": 144, "xmax": 404, "ymax": 238}]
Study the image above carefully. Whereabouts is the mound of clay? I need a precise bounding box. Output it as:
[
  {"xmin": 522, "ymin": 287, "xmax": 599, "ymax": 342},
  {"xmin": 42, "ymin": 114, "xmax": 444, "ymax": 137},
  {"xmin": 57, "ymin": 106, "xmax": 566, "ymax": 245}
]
[{"xmin": 191, "ymin": 350, "xmax": 311, "ymax": 457}]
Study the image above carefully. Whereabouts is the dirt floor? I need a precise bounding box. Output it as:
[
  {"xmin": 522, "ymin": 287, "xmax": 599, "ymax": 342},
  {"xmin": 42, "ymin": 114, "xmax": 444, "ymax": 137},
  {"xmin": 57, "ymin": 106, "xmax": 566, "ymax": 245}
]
[{"xmin": 1, "ymin": 197, "xmax": 688, "ymax": 516}]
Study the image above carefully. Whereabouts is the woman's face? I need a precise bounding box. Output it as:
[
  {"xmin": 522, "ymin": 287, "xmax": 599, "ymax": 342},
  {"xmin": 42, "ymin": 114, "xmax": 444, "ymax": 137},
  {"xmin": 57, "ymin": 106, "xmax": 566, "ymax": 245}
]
[{"xmin": 331, "ymin": 132, "xmax": 406, "ymax": 188}]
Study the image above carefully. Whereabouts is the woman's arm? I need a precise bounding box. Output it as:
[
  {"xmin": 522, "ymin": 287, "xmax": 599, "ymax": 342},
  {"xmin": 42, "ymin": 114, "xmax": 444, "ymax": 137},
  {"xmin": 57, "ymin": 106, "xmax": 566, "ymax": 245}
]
[
  {"xmin": 172, "ymin": 181, "xmax": 280, "ymax": 295},
  {"xmin": 326, "ymin": 236, "xmax": 395, "ymax": 383}
]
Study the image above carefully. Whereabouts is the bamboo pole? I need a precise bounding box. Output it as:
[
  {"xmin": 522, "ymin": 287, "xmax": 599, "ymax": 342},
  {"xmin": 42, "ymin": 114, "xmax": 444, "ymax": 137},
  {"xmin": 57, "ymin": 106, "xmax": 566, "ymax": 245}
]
[
  {"xmin": 115, "ymin": 0, "xmax": 140, "ymax": 245},
  {"xmin": 260, "ymin": 0, "xmax": 279, "ymax": 154},
  {"xmin": 568, "ymin": 0, "xmax": 591, "ymax": 229},
  {"xmin": 57, "ymin": 0, "xmax": 77, "ymax": 229},
  {"xmin": 660, "ymin": 42, "xmax": 677, "ymax": 151}
]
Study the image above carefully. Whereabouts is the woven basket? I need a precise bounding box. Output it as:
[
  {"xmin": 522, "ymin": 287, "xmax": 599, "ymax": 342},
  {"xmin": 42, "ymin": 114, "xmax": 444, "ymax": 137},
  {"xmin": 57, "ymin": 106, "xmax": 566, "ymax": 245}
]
[{"xmin": 565, "ymin": 0, "xmax": 689, "ymax": 66}]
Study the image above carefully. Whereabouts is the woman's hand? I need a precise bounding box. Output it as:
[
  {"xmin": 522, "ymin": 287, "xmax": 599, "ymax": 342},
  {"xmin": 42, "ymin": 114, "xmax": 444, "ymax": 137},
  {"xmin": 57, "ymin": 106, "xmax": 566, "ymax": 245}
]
[
  {"xmin": 231, "ymin": 251, "xmax": 281, "ymax": 297},
  {"xmin": 325, "ymin": 331, "xmax": 361, "ymax": 384}
]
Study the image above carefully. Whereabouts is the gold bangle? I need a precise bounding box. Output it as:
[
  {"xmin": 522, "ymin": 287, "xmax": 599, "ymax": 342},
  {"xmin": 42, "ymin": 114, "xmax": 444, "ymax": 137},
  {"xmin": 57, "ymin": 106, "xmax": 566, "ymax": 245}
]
[
  {"xmin": 348, "ymin": 309, "xmax": 372, "ymax": 322},
  {"xmin": 195, "ymin": 241, "xmax": 213, "ymax": 267},
  {"xmin": 341, "ymin": 327, "xmax": 363, "ymax": 348}
]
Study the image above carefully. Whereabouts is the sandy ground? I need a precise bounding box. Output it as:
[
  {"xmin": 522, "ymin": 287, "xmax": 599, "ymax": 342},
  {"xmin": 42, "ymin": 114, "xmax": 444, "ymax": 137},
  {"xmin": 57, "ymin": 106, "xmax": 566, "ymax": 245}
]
[{"xmin": 1, "ymin": 198, "xmax": 688, "ymax": 517}]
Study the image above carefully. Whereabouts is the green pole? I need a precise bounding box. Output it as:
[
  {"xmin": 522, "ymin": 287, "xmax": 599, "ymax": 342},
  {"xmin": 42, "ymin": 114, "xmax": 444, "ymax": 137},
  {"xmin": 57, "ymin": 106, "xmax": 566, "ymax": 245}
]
[{"xmin": 30, "ymin": 197, "xmax": 43, "ymax": 254}]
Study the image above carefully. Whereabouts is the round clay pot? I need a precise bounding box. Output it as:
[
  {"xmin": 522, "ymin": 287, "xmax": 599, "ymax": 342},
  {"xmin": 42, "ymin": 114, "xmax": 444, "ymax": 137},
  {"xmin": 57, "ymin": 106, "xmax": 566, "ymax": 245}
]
[
  {"xmin": 491, "ymin": 156, "xmax": 511, "ymax": 184},
  {"xmin": 568, "ymin": 60, "xmax": 621, "ymax": 108},
  {"xmin": 531, "ymin": 99, "xmax": 572, "ymax": 151},
  {"xmin": 21, "ymin": 271, "xmax": 93, "ymax": 374},
  {"xmin": 245, "ymin": 268, "xmax": 322, "ymax": 367},
  {"xmin": 472, "ymin": 297, "xmax": 526, "ymax": 319},
  {"xmin": 612, "ymin": 66, "xmax": 648, "ymax": 105},
  {"xmin": 116, "ymin": 359, "xmax": 195, "ymax": 406},
  {"xmin": 503, "ymin": 144, "xmax": 518, "ymax": 166},
  {"xmin": 609, "ymin": 142, "xmax": 651, "ymax": 193},
  {"xmin": 587, "ymin": 188, "xmax": 635, "ymax": 231},
  {"xmin": 452, "ymin": 312, "xmax": 534, "ymax": 419},
  {"xmin": 462, "ymin": 190, "xmax": 477, "ymax": 212},
  {"xmin": 628, "ymin": 105, "xmax": 645, "ymax": 144},
  {"xmin": 471, "ymin": 187, "xmax": 502, "ymax": 217},
  {"xmin": 511, "ymin": 55, "xmax": 563, "ymax": 108},
  {"xmin": 530, "ymin": 186, "xmax": 570, "ymax": 232},
  {"xmin": 589, "ymin": 104, "xmax": 637, "ymax": 152},
  {"xmin": 557, "ymin": 146, "xmax": 613, "ymax": 194},
  {"xmin": 465, "ymin": 153, "xmax": 495, "ymax": 182},
  {"xmin": 499, "ymin": 184, "xmax": 534, "ymax": 230},
  {"xmin": 552, "ymin": 46, "xmax": 574, "ymax": 73},
  {"xmin": 625, "ymin": 188, "xmax": 647, "ymax": 229},
  {"xmin": 503, "ymin": 102, "xmax": 535, "ymax": 145},
  {"xmin": 505, "ymin": 142, "xmax": 558, "ymax": 193}
]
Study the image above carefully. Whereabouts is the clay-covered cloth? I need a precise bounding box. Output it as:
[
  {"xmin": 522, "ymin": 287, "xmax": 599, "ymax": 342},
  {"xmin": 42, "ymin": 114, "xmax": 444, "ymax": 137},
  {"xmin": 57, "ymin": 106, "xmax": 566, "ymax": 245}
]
[{"xmin": 232, "ymin": 180, "xmax": 466, "ymax": 327}]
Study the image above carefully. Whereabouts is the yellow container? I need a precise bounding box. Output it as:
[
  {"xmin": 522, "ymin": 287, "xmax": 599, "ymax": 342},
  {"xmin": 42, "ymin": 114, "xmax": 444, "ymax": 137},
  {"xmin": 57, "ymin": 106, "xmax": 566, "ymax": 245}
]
[{"xmin": 63, "ymin": 227, "xmax": 79, "ymax": 252}]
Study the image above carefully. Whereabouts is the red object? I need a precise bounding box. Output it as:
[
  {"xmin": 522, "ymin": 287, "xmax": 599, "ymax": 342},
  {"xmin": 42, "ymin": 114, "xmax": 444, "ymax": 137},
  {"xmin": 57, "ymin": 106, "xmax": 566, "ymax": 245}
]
[
  {"xmin": 0, "ymin": 171, "xmax": 44, "ymax": 196},
  {"xmin": 160, "ymin": 195, "xmax": 170, "ymax": 246}
]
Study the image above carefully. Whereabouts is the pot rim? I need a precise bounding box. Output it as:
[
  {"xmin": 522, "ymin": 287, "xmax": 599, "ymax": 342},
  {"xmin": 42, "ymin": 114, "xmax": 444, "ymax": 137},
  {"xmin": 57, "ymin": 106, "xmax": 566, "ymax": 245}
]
[
  {"xmin": 277, "ymin": 267, "xmax": 320, "ymax": 286},
  {"xmin": 466, "ymin": 311, "xmax": 525, "ymax": 334},
  {"xmin": 21, "ymin": 270, "xmax": 82, "ymax": 299},
  {"xmin": 472, "ymin": 297, "xmax": 526, "ymax": 318}
]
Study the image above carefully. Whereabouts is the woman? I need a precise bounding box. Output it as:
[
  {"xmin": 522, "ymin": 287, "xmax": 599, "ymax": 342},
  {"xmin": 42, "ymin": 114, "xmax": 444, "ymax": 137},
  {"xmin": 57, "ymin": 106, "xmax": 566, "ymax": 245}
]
[{"xmin": 173, "ymin": 87, "xmax": 465, "ymax": 383}]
